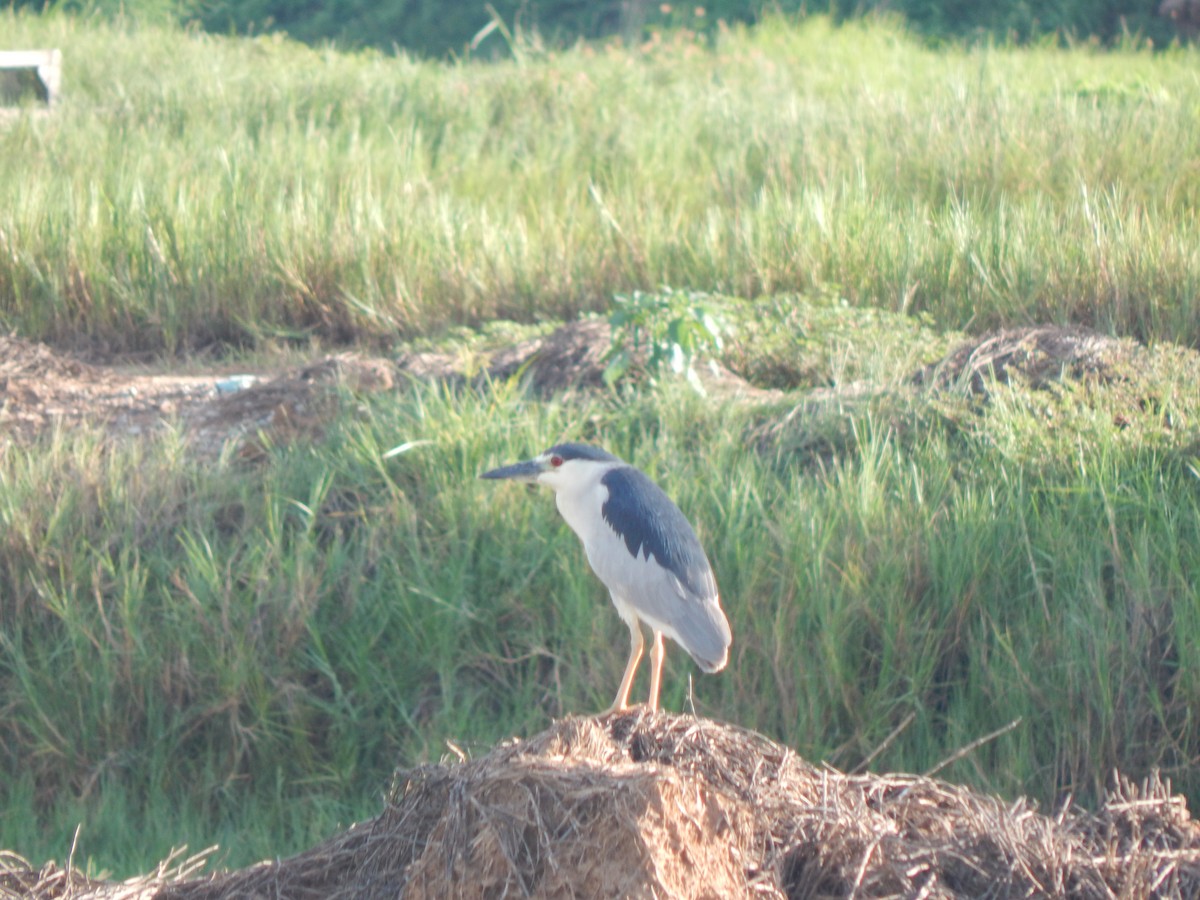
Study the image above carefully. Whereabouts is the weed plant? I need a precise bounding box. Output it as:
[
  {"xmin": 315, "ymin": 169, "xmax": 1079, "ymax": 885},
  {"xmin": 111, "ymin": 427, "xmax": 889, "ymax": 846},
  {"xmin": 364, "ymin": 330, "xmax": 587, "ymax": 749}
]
[{"xmin": 2, "ymin": 12, "xmax": 1200, "ymax": 354}]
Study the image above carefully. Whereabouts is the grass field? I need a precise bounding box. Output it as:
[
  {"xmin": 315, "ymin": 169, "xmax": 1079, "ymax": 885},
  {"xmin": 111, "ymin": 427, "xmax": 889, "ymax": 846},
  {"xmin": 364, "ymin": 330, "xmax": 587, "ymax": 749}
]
[
  {"xmin": 3, "ymin": 8, "xmax": 1200, "ymax": 879},
  {"xmin": 3, "ymin": 11, "xmax": 1200, "ymax": 354}
]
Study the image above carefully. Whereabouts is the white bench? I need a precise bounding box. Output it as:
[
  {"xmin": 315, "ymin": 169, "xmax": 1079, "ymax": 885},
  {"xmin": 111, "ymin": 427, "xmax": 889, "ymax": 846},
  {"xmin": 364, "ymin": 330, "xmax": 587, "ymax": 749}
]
[{"xmin": 0, "ymin": 49, "xmax": 62, "ymax": 107}]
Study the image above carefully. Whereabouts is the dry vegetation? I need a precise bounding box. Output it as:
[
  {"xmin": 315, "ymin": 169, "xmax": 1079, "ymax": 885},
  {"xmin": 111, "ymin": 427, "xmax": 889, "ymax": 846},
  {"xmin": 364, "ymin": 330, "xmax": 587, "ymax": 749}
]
[{"xmin": 4, "ymin": 711, "xmax": 1200, "ymax": 898}]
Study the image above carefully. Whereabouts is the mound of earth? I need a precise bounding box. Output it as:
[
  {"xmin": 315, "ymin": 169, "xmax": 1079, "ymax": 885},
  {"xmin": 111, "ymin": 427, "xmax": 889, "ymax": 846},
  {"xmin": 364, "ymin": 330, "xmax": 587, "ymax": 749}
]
[
  {"xmin": 6, "ymin": 711, "xmax": 1199, "ymax": 899},
  {"xmin": 395, "ymin": 319, "xmax": 620, "ymax": 394},
  {"xmin": 912, "ymin": 324, "xmax": 1152, "ymax": 394},
  {"xmin": 397, "ymin": 319, "xmax": 768, "ymax": 399}
]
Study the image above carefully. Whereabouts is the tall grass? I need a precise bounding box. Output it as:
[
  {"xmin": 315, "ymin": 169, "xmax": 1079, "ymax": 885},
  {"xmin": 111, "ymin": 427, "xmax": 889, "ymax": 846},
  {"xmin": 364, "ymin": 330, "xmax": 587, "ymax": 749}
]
[
  {"xmin": 3, "ymin": 349, "xmax": 1200, "ymax": 874},
  {"xmin": 2, "ymin": 12, "xmax": 1200, "ymax": 354}
]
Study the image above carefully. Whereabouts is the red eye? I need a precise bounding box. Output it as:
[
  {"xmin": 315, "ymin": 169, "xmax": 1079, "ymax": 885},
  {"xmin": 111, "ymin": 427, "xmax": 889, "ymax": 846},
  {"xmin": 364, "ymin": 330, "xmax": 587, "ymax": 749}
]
[{"xmin": 550, "ymin": 455, "xmax": 563, "ymax": 468}]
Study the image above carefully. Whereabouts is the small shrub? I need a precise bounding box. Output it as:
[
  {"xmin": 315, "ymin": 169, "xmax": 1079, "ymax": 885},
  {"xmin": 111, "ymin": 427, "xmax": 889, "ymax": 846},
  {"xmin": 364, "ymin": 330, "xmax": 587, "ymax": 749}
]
[{"xmin": 602, "ymin": 287, "xmax": 731, "ymax": 393}]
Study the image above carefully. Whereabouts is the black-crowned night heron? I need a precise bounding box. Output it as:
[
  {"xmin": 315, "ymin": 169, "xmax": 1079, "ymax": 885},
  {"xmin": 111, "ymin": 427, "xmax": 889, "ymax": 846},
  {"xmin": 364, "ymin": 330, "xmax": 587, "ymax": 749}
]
[{"xmin": 481, "ymin": 442, "xmax": 731, "ymax": 712}]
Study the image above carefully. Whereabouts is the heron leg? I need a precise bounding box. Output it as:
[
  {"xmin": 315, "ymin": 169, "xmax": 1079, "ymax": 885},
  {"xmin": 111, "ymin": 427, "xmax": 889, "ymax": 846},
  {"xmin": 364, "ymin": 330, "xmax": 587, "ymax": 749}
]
[
  {"xmin": 647, "ymin": 630, "xmax": 665, "ymax": 711},
  {"xmin": 608, "ymin": 618, "xmax": 644, "ymax": 713}
]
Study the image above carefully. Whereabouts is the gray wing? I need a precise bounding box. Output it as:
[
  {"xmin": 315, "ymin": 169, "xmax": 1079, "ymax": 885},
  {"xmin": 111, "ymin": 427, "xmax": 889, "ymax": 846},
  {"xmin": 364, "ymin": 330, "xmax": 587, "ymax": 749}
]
[{"xmin": 592, "ymin": 467, "xmax": 730, "ymax": 670}]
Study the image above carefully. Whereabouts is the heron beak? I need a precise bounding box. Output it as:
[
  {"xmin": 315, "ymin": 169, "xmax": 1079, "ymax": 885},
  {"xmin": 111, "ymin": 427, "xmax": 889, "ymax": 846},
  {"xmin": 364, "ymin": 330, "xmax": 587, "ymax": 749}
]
[{"xmin": 479, "ymin": 458, "xmax": 543, "ymax": 482}]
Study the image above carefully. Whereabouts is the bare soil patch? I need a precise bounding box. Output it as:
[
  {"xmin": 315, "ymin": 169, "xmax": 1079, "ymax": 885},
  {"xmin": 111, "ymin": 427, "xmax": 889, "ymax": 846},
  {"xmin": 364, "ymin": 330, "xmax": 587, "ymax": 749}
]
[
  {"xmin": 0, "ymin": 333, "xmax": 397, "ymax": 457},
  {"xmin": 1, "ymin": 322, "xmax": 767, "ymax": 456},
  {"xmin": 3, "ymin": 711, "xmax": 1199, "ymax": 898}
]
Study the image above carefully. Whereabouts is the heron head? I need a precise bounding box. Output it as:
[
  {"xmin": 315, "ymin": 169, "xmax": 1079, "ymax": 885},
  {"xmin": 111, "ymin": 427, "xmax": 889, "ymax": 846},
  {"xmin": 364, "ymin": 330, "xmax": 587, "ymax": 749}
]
[{"xmin": 480, "ymin": 443, "xmax": 621, "ymax": 492}]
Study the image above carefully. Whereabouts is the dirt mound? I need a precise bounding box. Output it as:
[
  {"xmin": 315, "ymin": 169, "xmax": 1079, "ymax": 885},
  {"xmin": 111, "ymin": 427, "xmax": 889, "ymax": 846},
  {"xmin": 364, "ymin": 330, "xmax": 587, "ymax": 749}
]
[
  {"xmin": 906, "ymin": 324, "xmax": 1200, "ymax": 440},
  {"xmin": 397, "ymin": 320, "xmax": 769, "ymax": 399},
  {"xmin": 7, "ymin": 711, "xmax": 1199, "ymax": 899},
  {"xmin": 394, "ymin": 320, "xmax": 616, "ymax": 393},
  {"xmin": 0, "ymin": 335, "xmax": 97, "ymax": 381},
  {"xmin": 488, "ymin": 319, "xmax": 616, "ymax": 394},
  {"xmin": 0, "ymin": 333, "xmax": 213, "ymax": 442},
  {"xmin": 185, "ymin": 355, "xmax": 395, "ymax": 459},
  {"xmin": 910, "ymin": 323, "xmax": 1200, "ymax": 398},
  {"xmin": 912, "ymin": 325, "xmax": 1131, "ymax": 394}
]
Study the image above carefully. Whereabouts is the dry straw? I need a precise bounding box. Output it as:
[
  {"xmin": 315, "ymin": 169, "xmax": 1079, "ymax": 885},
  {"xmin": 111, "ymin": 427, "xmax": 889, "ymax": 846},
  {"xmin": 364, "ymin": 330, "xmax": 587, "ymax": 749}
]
[{"xmin": 5, "ymin": 710, "xmax": 1200, "ymax": 898}]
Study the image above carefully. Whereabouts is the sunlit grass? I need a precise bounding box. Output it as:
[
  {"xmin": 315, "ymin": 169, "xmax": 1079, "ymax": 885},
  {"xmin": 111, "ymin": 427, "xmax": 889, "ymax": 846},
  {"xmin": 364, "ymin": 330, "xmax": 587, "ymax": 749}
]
[{"xmin": 2, "ymin": 12, "xmax": 1200, "ymax": 354}]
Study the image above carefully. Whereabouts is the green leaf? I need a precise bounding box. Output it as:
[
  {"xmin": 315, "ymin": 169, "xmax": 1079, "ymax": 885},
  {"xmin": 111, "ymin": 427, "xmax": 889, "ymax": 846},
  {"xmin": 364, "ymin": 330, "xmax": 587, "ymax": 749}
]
[{"xmin": 602, "ymin": 349, "xmax": 631, "ymax": 387}]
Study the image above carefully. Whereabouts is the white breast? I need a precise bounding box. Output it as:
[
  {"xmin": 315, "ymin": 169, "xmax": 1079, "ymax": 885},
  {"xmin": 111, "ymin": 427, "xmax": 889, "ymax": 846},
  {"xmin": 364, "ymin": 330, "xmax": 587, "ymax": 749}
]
[{"xmin": 553, "ymin": 467, "xmax": 613, "ymax": 550}]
